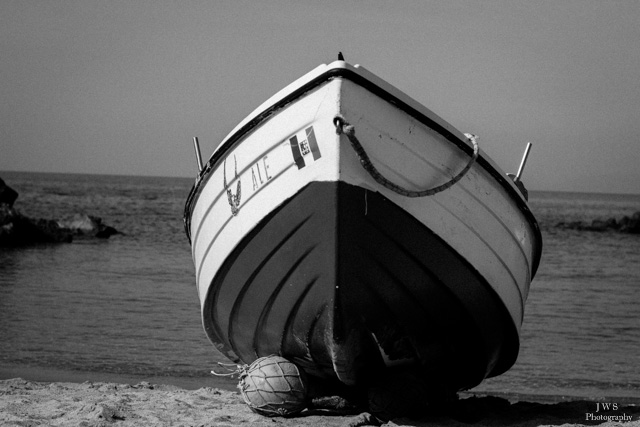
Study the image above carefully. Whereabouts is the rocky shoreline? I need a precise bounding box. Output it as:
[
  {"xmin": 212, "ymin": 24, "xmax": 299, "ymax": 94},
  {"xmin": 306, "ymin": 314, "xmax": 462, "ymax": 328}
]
[
  {"xmin": 555, "ymin": 211, "xmax": 640, "ymax": 233},
  {"xmin": 0, "ymin": 177, "xmax": 118, "ymax": 246}
]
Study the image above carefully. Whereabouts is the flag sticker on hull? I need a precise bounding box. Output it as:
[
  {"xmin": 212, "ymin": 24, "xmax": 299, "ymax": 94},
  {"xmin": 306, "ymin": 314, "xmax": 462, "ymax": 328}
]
[{"xmin": 289, "ymin": 126, "xmax": 321, "ymax": 169}]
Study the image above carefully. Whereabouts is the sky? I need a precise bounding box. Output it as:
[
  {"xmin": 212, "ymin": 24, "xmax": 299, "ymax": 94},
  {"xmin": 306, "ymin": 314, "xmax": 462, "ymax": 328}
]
[{"xmin": 1, "ymin": 1, "xmax": 640, "ymax": 194}]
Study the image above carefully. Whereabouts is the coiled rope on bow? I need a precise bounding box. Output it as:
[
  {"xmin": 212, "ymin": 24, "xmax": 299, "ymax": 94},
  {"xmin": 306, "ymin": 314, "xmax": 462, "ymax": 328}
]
[{"xmin": 333, "ymin": 115, "xmax": 479, "ymax": 197}]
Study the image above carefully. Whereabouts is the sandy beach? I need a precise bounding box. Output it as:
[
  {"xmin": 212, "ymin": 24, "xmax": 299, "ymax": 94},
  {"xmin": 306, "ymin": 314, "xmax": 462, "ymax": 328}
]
[{"xmin": 1, "ymin": 377, "xmax": 638, "ymax": 427}]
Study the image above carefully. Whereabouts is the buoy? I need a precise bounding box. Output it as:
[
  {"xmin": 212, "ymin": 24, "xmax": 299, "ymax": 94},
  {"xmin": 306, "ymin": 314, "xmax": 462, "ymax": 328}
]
[{"xmin": 238, "ymin": 355, "xmax": 308, "ymax": 417}]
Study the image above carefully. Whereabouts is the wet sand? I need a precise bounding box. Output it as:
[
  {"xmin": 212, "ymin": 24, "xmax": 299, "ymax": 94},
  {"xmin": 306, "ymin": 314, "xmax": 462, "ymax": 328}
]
[{"xmin": 1, "ymin": 377, "xmax": 638, "ymax": 427}]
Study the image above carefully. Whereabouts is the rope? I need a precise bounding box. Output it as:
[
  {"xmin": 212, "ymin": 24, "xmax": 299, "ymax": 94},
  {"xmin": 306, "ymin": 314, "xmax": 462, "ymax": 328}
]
[
  {"xmin": 333, "ymin": 115, "xmax": 479, "ymax": 197},
  {"xmin": 210, "ymin": 361, "xmax": 247, "ymax": 377}
]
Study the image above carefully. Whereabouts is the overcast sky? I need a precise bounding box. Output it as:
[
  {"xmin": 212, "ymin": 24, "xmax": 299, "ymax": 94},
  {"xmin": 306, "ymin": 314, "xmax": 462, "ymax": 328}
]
[{"xmin": 2, "ymin": 1, "xmax": 639, "ymax": 194}]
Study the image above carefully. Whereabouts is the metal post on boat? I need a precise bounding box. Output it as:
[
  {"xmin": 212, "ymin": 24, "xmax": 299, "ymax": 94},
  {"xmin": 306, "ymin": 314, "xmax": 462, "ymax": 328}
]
[
  {"xmin": 192, "ymin": 137, "xmax": 204, "ymax": 174},
  {"xmin": 515, "ymin": 142, "xmax": 532, "ymax": 182}
]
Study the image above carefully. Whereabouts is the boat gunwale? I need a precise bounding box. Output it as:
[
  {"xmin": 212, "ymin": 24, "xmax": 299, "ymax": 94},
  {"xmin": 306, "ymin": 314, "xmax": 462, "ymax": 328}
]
[{"xmin": 183, "ymin": 64, "xmax": 542, "ymax": 276}]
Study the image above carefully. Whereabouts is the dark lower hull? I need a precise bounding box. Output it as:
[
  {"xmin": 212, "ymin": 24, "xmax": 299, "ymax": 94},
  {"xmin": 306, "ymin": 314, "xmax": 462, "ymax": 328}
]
[{"xmin": 203, "ymin": 181, "xmax": 519, "ymax": 392}]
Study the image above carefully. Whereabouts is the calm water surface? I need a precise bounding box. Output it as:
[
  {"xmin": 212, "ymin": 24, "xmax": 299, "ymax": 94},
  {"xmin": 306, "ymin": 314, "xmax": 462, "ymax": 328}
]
[{"xmin": 1, "ymin": 171, "xmax": 638, "ymax": 399}]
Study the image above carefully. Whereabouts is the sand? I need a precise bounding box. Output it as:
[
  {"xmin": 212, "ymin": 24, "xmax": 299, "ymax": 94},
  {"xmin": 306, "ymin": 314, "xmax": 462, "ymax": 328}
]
[{"xmin": 1, "ymin": 378, "xmax": 638, "ymax": 427}]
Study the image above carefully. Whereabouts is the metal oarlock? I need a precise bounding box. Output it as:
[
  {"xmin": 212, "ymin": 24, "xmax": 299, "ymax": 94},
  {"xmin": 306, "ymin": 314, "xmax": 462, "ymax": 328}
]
[
  {"xmin": 192, "ymin": 137, "xmax": 204, "ymax": 174},
  {"xmin": 515, "ymin": 142, "xmax": 532, "ymax": 182}
]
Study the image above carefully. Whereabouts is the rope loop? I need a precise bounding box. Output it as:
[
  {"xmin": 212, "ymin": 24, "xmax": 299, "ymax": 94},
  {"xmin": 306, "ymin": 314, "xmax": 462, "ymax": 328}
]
[
  {"xmin": 211, "ymin": 361, "xmax": 248, "ymax": 378},
  {"xmin": 333, "ymin": 115, "xmax": 479, "ymax": 197}
]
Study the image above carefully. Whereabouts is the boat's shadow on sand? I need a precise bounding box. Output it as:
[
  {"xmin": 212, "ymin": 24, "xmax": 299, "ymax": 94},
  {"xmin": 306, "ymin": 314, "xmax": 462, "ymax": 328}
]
[
  {"xmin": 302, "ymin": 396, "xmax": 640, "ymax": 427},
  {"xmin": 293, "ymin": 394, "xmax": 640, "ymax": 426},
  {"xmin": 384, "ymin": 396, "xmax": 639, "ymax": 427}
]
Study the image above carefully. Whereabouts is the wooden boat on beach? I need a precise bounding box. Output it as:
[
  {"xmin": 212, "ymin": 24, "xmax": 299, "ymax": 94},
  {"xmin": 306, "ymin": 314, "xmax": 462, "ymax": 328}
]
[{"xmin": 184, "ymin": 58, "xmax": 542, "ymax": 394}]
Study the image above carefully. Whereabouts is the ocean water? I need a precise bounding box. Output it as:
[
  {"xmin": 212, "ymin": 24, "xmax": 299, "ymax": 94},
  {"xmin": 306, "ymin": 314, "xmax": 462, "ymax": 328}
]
[{"xmin": 1, "ymin": 171, "xmax": 638, "ymax": 399}]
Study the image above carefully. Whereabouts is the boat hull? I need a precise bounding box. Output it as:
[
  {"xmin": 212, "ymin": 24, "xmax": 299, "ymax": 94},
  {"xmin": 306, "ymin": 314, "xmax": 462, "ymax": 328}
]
[
  {"xmin": 203, "ymin": 180, "xmax": 518, "ymax": 391},
  {"xmin": 185, "ymin": 61, "xmax": 541, "ymax": 392}
]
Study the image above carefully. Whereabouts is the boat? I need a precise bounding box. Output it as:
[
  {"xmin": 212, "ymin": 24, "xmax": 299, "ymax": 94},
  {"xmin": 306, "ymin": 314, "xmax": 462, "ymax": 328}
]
[{"xmin": 184, "ymin": 58, "xmax": 542, "ymax": 394}]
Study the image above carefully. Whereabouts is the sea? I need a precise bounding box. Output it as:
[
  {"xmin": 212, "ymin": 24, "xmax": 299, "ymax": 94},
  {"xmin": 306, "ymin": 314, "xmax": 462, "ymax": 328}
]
[{"xmin": 1, "ymin": 171, "xmax": 639, "ymax": 400}]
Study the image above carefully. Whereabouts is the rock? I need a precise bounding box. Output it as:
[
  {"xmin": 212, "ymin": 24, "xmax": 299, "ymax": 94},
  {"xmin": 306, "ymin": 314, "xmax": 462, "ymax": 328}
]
[
  {"xmin": 604, "ymin": 217, "xmax": 619, "ymax": 229},
  {"xmin": 583, "ymin": 219, "xmax": 609, "ymax": 232},
  {"xmin": 0, "ymin": 203, "xmax": 18, "ymax": 226},
  {"xmin": 0, "ymin": 177, "xmax": 119, "ymax": 246},
  {"xmin": 555, "ymin": 211, "xmax": 640, "ymax": 234},
  {"xmin": 0, "ymin": 188, "xmax": 118, "ymax": 247},
  {"xmin": 1, "ymin": 208, "xmax": 119, "ymax": 246},
  {"xmin": 0, "ymin": 204, "xmax": 73, "ymax": 246},
  {"xmin": 0, "ymin": 178, "xmax": 18, "ymax": 207},
  {"xmin": 56, "ymin": 213, "xmax": 118, "ymax": 239},
  {"xmin": 35, "ymin": 218, "xmax": 74, "ymax": 243},
  {"xmin": 57, "ymin": 214, "xmax": 98, "ymax": 233},
  {"xmin": 555, "ymin": 220, "xmax": 588, "ymax": 231},
  {"xmin": 620, "ymin": 211, "xmax": 640, "ymax": 234}
]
